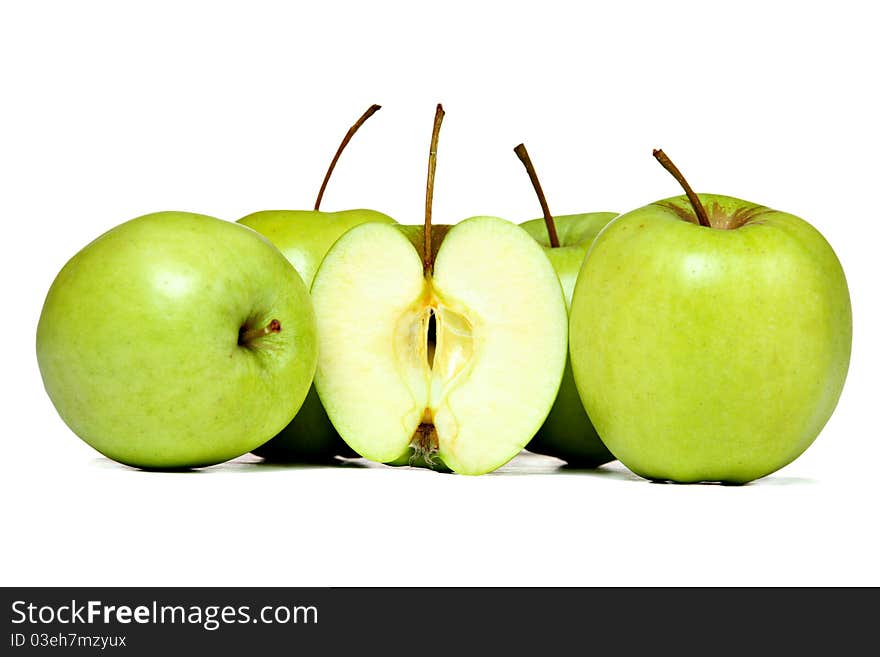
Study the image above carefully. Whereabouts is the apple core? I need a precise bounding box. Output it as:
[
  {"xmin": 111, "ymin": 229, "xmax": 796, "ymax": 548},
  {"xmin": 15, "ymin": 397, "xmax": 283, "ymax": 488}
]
[{"xmin": 394, "ymin": 282, "xmax": 476, "ymax": 461}]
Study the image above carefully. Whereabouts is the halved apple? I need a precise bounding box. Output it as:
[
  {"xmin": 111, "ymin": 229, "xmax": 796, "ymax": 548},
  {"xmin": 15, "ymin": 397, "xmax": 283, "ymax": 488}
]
[{"xmin": 310, "ymin": 106, "xmax": 568, "ymax": 475}]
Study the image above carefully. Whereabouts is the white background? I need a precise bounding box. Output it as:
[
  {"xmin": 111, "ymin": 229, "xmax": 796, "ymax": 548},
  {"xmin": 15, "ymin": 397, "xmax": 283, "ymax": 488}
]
[{"xmin": 1, "ymin": 1, "xmax": 877, "ymax": 586}]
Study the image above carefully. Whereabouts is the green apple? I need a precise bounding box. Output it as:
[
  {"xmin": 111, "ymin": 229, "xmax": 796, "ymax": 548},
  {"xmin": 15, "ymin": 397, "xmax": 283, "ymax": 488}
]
[
  {"xmin": 569, "ymin": 149, "xmax": 852, "ymax": 483},
  {"xmin": 310, "ymin": 106, "xmax": 568, "ymax": 475},
  {"xmin": 238, "ymin": 104, "xmax": 396, "ymax": 462},
  {"xmin": 514, "ymin": 143, "xmax": 618, "ymax": 466},
  {"xmin": 36, "ymin": 211, "xmax": 317, "ymax": 469},
  {"xmin": 521, "ymin": 214, "xmax": 618, "ymax": 306}
]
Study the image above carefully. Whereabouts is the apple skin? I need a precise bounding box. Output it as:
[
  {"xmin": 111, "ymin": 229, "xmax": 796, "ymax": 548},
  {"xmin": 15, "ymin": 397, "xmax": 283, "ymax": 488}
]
[
  {"xmin": 569, "ymin": 194, "xmax": 852, "ymax": 483},
  {"xmin": 36, "ymin": 211, "xmax": 317, "ymax": 469},
  {"xmin": 239, "ymin": 208, "xmax": 395, "ymax": 461},
  {"xmin": 520, "ymin": 213, "xmax": 618, "ymax": 466}
]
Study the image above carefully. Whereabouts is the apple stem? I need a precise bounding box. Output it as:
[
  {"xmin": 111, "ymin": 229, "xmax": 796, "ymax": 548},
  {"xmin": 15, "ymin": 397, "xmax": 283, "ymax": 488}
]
[
  {"xmin": 424, "ymin": 103, "xmax": 445, "ymax": 273},
  {"xmin": 239, "ymin": 319, "xmax": 282, "ymax": 346},
  {"xmin": 313, "ymin": 104, "xmax": 382, "ymax": 211},
  {"xmin": 652, "ymin": 149, "xmax": 711, "ymax": 228},
  {"xmin": 514, "ymin": 143, "xmax": 560, "ymax": 248}
]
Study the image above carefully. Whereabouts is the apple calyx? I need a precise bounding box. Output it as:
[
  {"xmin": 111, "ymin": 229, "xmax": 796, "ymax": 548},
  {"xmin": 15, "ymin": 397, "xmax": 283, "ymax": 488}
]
[
  {"xmin": 423, "ymin": 103, "xmax": 445, "ymax": 274},
  {"xmin": 238, "ymin": 319, "xmax": 282, "ymax": 347},
  {"xmin": 514, "ymin": 143, "xmax": 560, "ymax": 248},
  {"xmin": 411, "ymin": 412, "xmax": 441, "ymax": 465},
  {"xmin": 313, "ymin": 104, "xmax": 382, "ymax": 211},
  {"xmin": 652, "ymin": 149, "xmax": 712, "ymax": 228}
]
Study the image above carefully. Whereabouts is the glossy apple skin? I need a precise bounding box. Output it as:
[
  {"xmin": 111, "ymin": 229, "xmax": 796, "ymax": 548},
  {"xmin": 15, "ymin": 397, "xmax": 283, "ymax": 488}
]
[
  {"xmin": 36, "ymin": 212, "xmax": 317, "ymax": 469},
  {"xmin": 239, "ymin": 208, "xmax": 395, "ymax": 461},
  {"xmin": 521, "ymin": 213, "xmax": 618, "ymax": 466},
  {"xmin": 570, "ymin": 194, "xmax": 852, "ymax": 483}
]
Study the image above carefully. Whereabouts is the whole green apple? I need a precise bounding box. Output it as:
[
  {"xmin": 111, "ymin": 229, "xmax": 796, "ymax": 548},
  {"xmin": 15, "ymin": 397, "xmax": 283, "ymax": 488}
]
[
  {"xmin": 238, "ymin": 104, "xmax": 396, "ymax": 462},
  {"xmin": 36, "ymin": 211, "xmax": 317, "ymax": 469},
  {"xmin": 569, "ymin": 150, "xmax": 852, "ymax": 483},
  {"xmin": 513, "ymin": 143, "xmax": 617, "ymax": 466}
]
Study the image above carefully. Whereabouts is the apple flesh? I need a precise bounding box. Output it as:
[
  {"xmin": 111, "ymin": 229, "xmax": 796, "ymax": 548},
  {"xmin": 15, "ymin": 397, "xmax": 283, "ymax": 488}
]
[
  {"xmin": 311, "ymin": 217, "xmax": 569, "ymax": 475},
  {"xmin": 569, "ymin": 193, "xmax": 852, "ymax": 483},
  {"xmin": 520, "ymin": 212, "xmax": 618, "ymax": 466},
  {"xmin": 36, "ymin": 211, "xmax": 317, "ymax": 469}
]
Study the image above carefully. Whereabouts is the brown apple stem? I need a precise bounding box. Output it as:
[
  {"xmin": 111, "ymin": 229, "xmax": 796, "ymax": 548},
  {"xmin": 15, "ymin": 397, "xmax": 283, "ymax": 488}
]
[
  {"xmin": 514, "ymin": 143, "xmax": 560, "ymax": 248},
  {"xmin": 424, "ymin": 103, "xmax": 445, "ymax": 273},
  {"xmin": 313, "ymin": 104, "xmax": 382, "ymax": 211},
  {"xmin": 652, "ymin": 149, "xmax": 711, "ymax": 228},
  {"xmin": 239, "ymin": 319, "xmax": 282, "ymax": 346}
]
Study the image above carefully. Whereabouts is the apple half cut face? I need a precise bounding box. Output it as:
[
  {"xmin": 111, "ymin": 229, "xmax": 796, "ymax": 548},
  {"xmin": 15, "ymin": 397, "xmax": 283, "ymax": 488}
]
[{"xmin": 311, "ymin": 216, "xmax": 569, "ymax": 475}]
